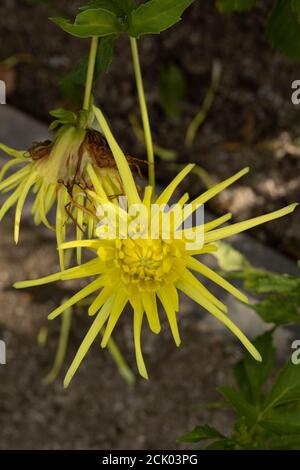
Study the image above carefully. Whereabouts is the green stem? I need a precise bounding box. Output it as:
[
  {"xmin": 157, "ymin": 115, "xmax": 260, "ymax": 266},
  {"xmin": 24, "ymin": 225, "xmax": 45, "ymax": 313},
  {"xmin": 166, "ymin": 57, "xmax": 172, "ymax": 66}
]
[
  {"xmin": 105, "ymin": 332, "xmax": 135, "ymax": 385},
  {"xmin": 43, "ymin": 306, "xmax": 72, "ymax": 385},
  {"xmin": 83, "ymin": 36, "xmax": 99, "ymax": 111},
  {"xmin": 130, "ymin": 37, "xmax": 155, "ymax": 189}
]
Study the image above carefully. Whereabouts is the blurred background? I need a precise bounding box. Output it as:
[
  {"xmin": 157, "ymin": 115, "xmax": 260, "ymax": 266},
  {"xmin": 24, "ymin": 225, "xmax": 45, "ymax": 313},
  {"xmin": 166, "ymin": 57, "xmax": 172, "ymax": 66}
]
[{"xmin": 0, "ymin": 0, "xmax": 300, "ymax": 449}]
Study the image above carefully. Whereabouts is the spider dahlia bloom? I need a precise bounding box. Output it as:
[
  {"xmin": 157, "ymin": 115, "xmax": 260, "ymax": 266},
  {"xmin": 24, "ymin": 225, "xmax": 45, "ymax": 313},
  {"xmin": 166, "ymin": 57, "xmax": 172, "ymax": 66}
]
[
  {"xmin": 0, "ymin": 124, "xmax": 124, "ymax": 268},
  {"xmin": 14, "ymin": 107, "xmax": 298, "ymax": 385}
]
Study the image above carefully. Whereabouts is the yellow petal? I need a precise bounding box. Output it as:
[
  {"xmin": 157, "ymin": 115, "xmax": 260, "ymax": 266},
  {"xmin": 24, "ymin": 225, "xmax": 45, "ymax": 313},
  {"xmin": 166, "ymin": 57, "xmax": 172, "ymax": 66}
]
[
  {"xmin": 177, "ymin": 279, "xmax": 261, "ymax": 361},
  {"xmin": 143, "ymin": 185, "xmax": 153, "ymax": 207},
  {"xmin": 142, "ymin": 291, "xmax": 161, "ymax": 334},
  {"xmin": 76, "ymin": 192, "xmax": 85, "ymax": 264},
  {"xmin": 204, "ymin": 213, "xmax": 232, "ymax": 232},
  {"xmin": 192, "ymin": 168, "xmax": 249, "ymax": 207},
  {"xmin": 88, "ymin": 286, "xmax": 114, "ymax": 316},
  {"xmin": 0, "ymin": 184, "xmax": 23, "ymax": 222},
  {"xmin": 14, "ymin": 172, "xmax": 37, "ymax": 243},
  {"xmin": 86, "ymin": 163, "xmax": 109, "ymax": 202},
  {"xmin": 48, "ymin": 277, "xmax": 104, "ymax": 320},
  {"xmin": 64, "ymin": 300, "xmax": 112, "ymax": 388},
  {"xmin": 205, "ymin": 203, "xmax": 298, "ymax": 244},
  {"xmin": 56, "ymin": 186, "xmax": 68, "ymax": 270},
  {"xmin": 60, "ymin": 239, "xmax": 102, "ymax": 250},
  {"xmin": 0, "ymin": 143, "xmax": 27, "ymax": 159},
  {"xmin": 93, "ymin": 107, "xmax": 141, "ymax": 205},
  {"xmin": 183, "ymin": 168, "xmax": 249, "ymax": 224},
  {"xmin": 155, "ymin": 164, "xmax": 194, "ymax": 205},
  {"xmin": 0, "ymin": 166, "xmax": 30, "ymax": 192},
  {"xmin": 101, "ymin": 290, "xmax": 128, "ymax": 347},
  {"xmin": 0, "ymin": 158, "xmax": 26, "ymax": 182},
  {"xmin": 187, "ymin": 257, "xmax": 248, "ymax": 304},
  {"xmin": 181, "ymin": 269, "xmax": 228, "ymax": 313},
  {"xmin": 157, "ymin": 288, "xmax": 181, "ymax": 346},
  {"xmin": 134, "ymin": 307, "xmax": 148, "ymax": 380}
]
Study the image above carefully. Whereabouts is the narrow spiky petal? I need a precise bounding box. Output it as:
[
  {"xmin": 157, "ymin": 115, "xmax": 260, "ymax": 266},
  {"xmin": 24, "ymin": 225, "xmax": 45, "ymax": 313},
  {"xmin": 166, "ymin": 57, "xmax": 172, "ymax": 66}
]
[
  {"xmin": 76, "ymin": 192, "xmax": 85, "ymax": 264},
  {"xmin": 157, "ymin": 288, "xmax": 181, "ymax": 346},
  {"xmin": 142, "ymin": 291, "xmax": 161, "ymax": 334},
  {"xmin": 0, "ymin": 158, "xmax": 26, "ymax": 182},
  {"xmin": 177, "ymin": 279, "xmax": 261, "ymax": 361},
  {"xmin": 101, "ymin": 290, "xmax": 128, "ymax": 347},
  {"xmin": 14, "ymin": 172, "xmax": 37, "ymax": 243},
  {"xmin": 205, "ymin": 203, "xmax": 298, "ymax": 244},
  {"xmin": 93, "ymin": 106, "xmax": 141, "ymax": 205},
  {"xmin": 187, "ymin": 257, "xmax": 248, "ymax": 304},
  {"xmin": 0, "ymin": 143, "xmax": 27, "ymax": 159},
  {"xmin": 156, "ymin": 164, "xmax": 194, "ymax": 205},
  {"xmin": 181, "ymin": 269, "xmax": 228, "ymax": 313},
  {"xmin": 48, "ymin": 277, "xmax": 105, "ymax": 320},
  {"xmin": 134, "ymin": 307, "xmax": 148, "ymax": 380},
  {"xmin": 64, "ymin": 299, "xmax": 112, "ymax": 388},
  {"xmin": 56, "ymin": 187, "xmax": 68, "ymax": 270}
]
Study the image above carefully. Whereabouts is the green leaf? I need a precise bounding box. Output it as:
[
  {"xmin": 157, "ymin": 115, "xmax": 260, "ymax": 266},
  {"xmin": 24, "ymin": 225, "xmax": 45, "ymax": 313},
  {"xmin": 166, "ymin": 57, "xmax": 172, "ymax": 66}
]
[
  {"xmin": 292, "ymin": 0, "xmax": 300, "ymax": 15},
  {"xmin": 159, "ymin": 64, "xmax": 187, "ymax": 120},
  {"xmin": 261, "ymin": 411, "xmax": 300, "ymax": 435},
  {"xmin": 128, "ymin": 0, "xmax": 195, "ymax": 38},
  {"xmin": 177, "ymin": 424, "xmax": 224, "ymax": 443},
  {"xmin": 252, "ymin": 295, "xmax": 300, "ymax": 325},
  {"xmin": 51, "ymin": 8, "xmax": 121, "ymax": 38},
  {"xmin": 235, "ymin": 332, "xmax": 275, "ymax": 403},
  {"xmin": 266, "ymin": 0, "xmax": 300, "ymax": 61},
  {"xmin": 216, "ymin": 0, "xmax": 257, "ymax": 13},
  {"xmin": 205, "ymin": 438, "xmax": 235, "ymax": 449},
  {"xmin": 265, "ymin": 360, "xmax": 300, "ymax": 410},
  {"xmin": 61, "ymin": 36, "xmax": 115, "ymax": 102},
  {"xmin": 49, "ymin": 108, "xmax": 77, "ymax": 130},
  {"xmin": 243, "ymin": 271, "xmax": 300, "ymax": 296},
  {"xmin": 80, "ymin": 0, "xmax": 136, "ymax": 16},
  {"xmin": 268, "ymin": 434, "xmax": 300, "ymax": 450},
  {"xmin": 218, "ymin": 387, "xmax": 258, "ymax": 422}
]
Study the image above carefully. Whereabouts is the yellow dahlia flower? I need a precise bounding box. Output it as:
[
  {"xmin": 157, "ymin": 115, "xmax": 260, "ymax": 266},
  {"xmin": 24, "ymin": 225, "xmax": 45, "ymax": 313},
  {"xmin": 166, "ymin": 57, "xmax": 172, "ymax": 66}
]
[
  {"xmin": 14, "ymin": 107, "xmax": 298, "ymax": 386},
  {"xmin": 0, "ymin": 123, "xmax": 126, "ymax": 268}
]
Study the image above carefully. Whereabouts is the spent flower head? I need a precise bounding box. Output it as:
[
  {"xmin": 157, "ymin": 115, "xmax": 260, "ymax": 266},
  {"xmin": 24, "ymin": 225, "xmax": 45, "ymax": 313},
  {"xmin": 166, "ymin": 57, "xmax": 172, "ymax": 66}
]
[{"xmin": 0, "ymin": 114, "xmax": 137, "ymax": 268}]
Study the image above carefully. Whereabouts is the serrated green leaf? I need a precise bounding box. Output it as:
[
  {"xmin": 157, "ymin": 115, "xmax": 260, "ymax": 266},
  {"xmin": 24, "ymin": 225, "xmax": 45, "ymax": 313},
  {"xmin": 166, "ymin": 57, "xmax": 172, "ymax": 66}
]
[
  {"xmin": 51, "ymin": 9, "xmax": 121, "ymax": 38},
  {"xmin": 80, "ymin": 0, "xmax": 136, "ymax": 16},
  {"xmin": 159, "ymin": 64, "xmax": 187, "ymax": 120},
  {"xmin": 243, "ymin": 271, "xmax": 300, "ymax": 296},
  {"xmin": 261, "ymin": 411, "xmax": 300, "ymax": 435},
  {"xmin": 218, "ymin": 387, "xmax": 258, "ymax": 422},
  {"xmin": 177, "ymin": 424, "xmax": 224, "ymax": 443},
  {"xmin": 235, "ymin": 332, "xmax": 275, "ymax": 403},
  {"xmin": 216, "ymin": 0, "xmax": 257, "ymax": 13},
  {"xmin": 128, "ymin": 0, "xmax": 195, "ymax": 38},
  {"xmin": 252, "ymin": 295, "xmax": 300, "ymax": 325},
  {"xmin": 264, "ymin": 361, "xmax": 300, "ymax": 410},
  {"xmin": 266, "ymin": 0, "xmax": 300, "ymax": 61},
  {"xmin": 61, "ymin": 36, "xmax": 115, "ymax": 102}
]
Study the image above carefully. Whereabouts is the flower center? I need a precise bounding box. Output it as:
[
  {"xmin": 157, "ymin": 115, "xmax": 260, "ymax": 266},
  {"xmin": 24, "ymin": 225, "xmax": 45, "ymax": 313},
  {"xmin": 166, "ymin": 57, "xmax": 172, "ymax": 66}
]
[{"xmin": 99, "ymin": 238, "xmax": 187, "ymax": 292}]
